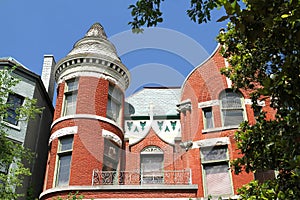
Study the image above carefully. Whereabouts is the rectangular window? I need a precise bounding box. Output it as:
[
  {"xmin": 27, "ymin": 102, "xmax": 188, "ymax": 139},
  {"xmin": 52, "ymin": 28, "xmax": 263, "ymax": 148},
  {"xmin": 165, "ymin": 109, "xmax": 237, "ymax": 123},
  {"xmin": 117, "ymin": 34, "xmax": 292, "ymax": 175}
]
[
  {"xmin": 221, "ymin": 90, "xmax": 245, "ymax": 127},
  {"xmin": 140, "ymin": 154, "xmax": 164, "ymax": 184},
  {"xmin": 56, "ymin": 136, "xmax": 73, "ymax": 186},
  {"xmin": 203, "ymin": 107, "xmax": 214, "ymax": 129},
  {"xmin": 223, "ymin": 110, "xmax": 244, "ymax": 127},
  {"xmin": 201, "ymin": 146, "xmax": 232, "ymax": 197},
  {"xmin": 63, "ymin": 79, "xmax": 78, "ymax": 116},
  {"xmin": 106, "ymin": 84, "xmax": 123, "ymax": 124},
  {"xmin": 0, "ymin": 162, "xmax": 10, "ymax": 185},
  {"xmin": 254, "ymin": 170, "xmax": 275, "ymax": 184},
  {"xmin": 3, "ymin": 93, "xmax": 24, "ymax": 126},
  {"xmin": 102, "ymin": 139, "xmax": 120, "ymax": 184}
]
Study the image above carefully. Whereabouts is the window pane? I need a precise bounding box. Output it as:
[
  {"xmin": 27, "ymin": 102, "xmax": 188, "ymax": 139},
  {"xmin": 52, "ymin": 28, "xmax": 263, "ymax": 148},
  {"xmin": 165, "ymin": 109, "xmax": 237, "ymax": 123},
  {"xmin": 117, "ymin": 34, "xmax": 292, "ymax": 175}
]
[
  {"xmin": 103, "ymin": 139, "xmax": 119, "ymax": 161},
  {"xmin": 221, "ymin": 90, "xmax": 244, "ymax": 127},
  {"xmin": 107, "ymin": 97, "xmax": 120, "ymax": 121},
  {"xmin": 106, "ymin": 84, "xmax": 122, "ymax": 122},
  {"xmin": 60, "ymin": 137, "xmax": 73, "ymax": 152},
  {"xmin": 204, "ymin": 163, "xmax": 232, "ymax": 196},
  {"xmin": 141, "ymin": 155, "xmax": 163, "ymax": 172},
  {"xmin": 103, "ymin": 139, "xmax": 119, "ymax": 172},
  {"xmin": 141, "ymin": 154, "xmax": 164, "ymax": 184},
  {"xmin": 221, "ymin": 92, "xmax": 242, "ymax": 109},
  {"xmin": 57, "ymin": 155, "xmax": 71, "ymax": 186},
  {"xmin": 202, "ymin": 146, "xmax": 227, "ymax": 162},
  {"xmin": 67, "ymin": 79, "xmax": 78, "ymax": 91},
  {"xmin": 255, "ymin": 170, "xmax": 275, "ymax": 184},
  {"xmin": 203, "ymin": 108, "xmax": 213, "ymax": 129},
  {"xmin": 108, "ymin": 84, "xmax": 123, "ymax": 102},
  {"xmin": 0, "ymin": 162, "xmax": 9, "ymax": 174},
  {"xmin": 65, "ymin": 93, "xmax": 77, "ymax": 115},
  {"xmin": 223, "ymin": 109, "xmax": 244, "ymax": 126},
  {"xmin": 3, "ymin": 94, "xmax": 24, "ymax": 125}
]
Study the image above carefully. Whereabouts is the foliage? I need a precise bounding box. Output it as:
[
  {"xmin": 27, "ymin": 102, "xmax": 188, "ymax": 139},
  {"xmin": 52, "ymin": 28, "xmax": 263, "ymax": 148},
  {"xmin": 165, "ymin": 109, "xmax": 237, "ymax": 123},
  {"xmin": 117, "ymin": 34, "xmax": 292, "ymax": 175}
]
[
  {"xmin": 129, "ymin": 0, "xmax": 300, "ymax": 199},
  {"xmin": 0, "ymin": 67, "xmax": 42, "ymax": 199}
]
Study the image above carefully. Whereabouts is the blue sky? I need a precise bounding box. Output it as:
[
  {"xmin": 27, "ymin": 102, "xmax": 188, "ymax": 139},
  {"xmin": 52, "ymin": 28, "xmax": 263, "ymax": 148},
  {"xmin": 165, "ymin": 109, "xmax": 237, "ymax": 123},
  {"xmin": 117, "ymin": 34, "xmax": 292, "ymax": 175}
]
[{"xmin": 0, "ymin": 0, "xmax": 227, "ymax": 93}]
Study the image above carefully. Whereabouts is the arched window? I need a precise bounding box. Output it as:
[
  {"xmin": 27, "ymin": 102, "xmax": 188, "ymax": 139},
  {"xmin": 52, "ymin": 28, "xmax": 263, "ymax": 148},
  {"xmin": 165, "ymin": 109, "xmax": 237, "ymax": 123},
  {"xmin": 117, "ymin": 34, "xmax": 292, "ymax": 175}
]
[
  {"xmin": 140, "ymin": 146, "xmax": 164, "ymax": 184},
  {"xmin": 220, "ymin": 90, "xmax": 245, "ymax": 127}
]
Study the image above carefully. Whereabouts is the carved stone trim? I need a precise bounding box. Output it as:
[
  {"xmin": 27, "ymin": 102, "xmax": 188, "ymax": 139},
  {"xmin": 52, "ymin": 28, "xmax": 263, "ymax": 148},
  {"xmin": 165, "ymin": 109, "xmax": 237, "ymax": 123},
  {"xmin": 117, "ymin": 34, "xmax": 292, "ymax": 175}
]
[
  {"xmin": 51, "ymin": 114, "xmax": 123, "ymax": 133},
  {"xmin": 141, "ymin": 146, "xmax": 163, "ymax": 154},
  {"xmin": 198, "ymin": 100, "xmax": 219, "ymax": 108},
  {"xmin": 244, "ymin": 99, "xmax": 252, "ymax": 105},
  {"xmin": 244, "ymin": 99, "xmax": 265, "ymax": 106},
  {"xmin": 177, "ymin": 99, "xmax": 191, "ymax": 113},
  {"xmin": 55, "ymin": 57, "xmax": 130, "ymax": 89},
  {"xmin": 49, "ymin": 126, "xmax": 78, "ymax": 144},
  {"xmin": 102, "ymin": 129, "xmax": 122, "ymax": 147},
  {"xmin": 59, "ymin": 72, "xmax": 125, "ymax": 92},
  {"xmin": 195, "ymin": 137, "xmax": 229, "ymax": 148}
]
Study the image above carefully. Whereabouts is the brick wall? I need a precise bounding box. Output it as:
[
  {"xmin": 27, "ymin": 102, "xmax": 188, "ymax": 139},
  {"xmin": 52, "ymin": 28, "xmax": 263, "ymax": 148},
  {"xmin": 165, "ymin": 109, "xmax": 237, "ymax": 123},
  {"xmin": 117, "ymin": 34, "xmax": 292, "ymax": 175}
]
[
  {"xmin": 44, "ymin": 76, "xmax": 125, "ymax": 192},
  {"xmin": 181, "ymin": 46, "xmax": 256, "ymax": 196}
]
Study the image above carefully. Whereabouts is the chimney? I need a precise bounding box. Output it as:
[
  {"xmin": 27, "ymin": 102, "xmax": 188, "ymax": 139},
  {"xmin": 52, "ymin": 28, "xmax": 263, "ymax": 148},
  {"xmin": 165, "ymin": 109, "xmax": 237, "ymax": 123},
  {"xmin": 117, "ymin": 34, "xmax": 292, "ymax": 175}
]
[{"xmin": 41, "ymin": 55, "xmax": 56, "ymax": 102}]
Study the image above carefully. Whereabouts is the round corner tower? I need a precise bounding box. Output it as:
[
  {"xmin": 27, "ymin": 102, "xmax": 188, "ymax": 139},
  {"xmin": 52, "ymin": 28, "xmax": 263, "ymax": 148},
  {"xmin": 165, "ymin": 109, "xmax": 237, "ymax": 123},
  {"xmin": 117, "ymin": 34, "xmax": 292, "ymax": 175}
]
[{"xmin": 42, "ymin": 23, "xmax": 130, "ymax": 199}]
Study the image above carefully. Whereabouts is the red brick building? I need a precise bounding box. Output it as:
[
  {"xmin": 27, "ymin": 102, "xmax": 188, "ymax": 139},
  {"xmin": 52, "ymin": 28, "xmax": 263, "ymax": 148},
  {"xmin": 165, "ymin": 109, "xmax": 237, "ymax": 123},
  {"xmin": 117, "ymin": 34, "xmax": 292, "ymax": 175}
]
[{"xmin": 40, "ymin": 23, "xmax": 274, "ymax": 200}]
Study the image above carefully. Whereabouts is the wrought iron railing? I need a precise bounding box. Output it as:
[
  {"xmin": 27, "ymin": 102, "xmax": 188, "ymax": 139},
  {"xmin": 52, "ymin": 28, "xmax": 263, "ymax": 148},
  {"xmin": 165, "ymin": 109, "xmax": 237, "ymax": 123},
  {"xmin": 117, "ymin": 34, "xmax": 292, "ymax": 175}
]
[{"xmin": 92, "ymin": 169, "xmax": 192, "ymax": 185}]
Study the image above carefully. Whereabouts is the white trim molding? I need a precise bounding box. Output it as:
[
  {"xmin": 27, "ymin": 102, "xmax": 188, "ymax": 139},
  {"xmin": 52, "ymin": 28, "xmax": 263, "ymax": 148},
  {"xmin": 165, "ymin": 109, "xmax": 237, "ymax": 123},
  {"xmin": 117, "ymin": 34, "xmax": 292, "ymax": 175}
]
[
  {"xmin": 49, "ymin": 126, "xmax": 78, "ymax": 144},
  {"xmin": 39, "ymin": 185, "xmax": 198, "ymax": 200},
  {"xmin": 194, "ymin": 137, "xmax": 230, "ymax": 148},
  {"xmin": 244, "ymin": 99, "xmax": 266, "ymax": 106},
  {"xmin": 198, "ymin": 99, "xmax": 219, "ymax": 108},
  {"xmin": 177, "ymin": 99, "xmax": 192, "ymax": 113},
  {"xmin": 102, "ymin": 129, "xmax": 122, "ymax": 147},
  {"xmin": 51, "ymin": 114, "xmax": 124, "ymax": 133}
]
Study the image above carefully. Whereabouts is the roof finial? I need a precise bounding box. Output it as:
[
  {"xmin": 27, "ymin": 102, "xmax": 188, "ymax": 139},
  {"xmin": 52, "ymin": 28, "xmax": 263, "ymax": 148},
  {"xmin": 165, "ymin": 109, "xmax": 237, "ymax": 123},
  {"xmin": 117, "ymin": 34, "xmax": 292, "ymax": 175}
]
[{"xmin": 85, "ymin": 22, "xmax": 107, "ymax": 39}]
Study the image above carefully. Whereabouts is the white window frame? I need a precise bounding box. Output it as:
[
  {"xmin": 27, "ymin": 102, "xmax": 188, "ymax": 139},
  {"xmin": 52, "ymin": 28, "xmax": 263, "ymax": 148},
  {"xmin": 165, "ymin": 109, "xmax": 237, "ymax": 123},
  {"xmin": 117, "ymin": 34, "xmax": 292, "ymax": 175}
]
[
  {"xmin": 202, "ymin": 107, "xmax": 214, "ymax": 129},
  {"xmin": 102, "ymin": 139, "xmax": 120, "ymax": 184},
  {"xmin": 106, "ymin": 84, "xmax": 123, "ymax": 124},
  {"xmin": 140, "ymin": 146, "xmax": 164, "ymax": 184},
  {"xmin": 220, "ymin": 90, "xmax": 246, "ymax": 127},
  {"xmin": 201, "ymin": 145, "xmax": 233, "ymax": 197},
  {"xmin": 55, "ymin": 136, "xmax": 73, "ymax": 187},
  {"xmin": 62, "ymin": 78, "xmax": 78, "ymax": 116},
  {"xmin": 3, "ymin": 93, "xmax": 25, "ymax": 126}
]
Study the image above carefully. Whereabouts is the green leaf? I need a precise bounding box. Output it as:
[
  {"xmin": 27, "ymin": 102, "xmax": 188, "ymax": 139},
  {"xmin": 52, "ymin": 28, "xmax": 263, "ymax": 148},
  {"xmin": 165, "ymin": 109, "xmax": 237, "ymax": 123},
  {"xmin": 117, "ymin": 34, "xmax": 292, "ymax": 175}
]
[
  {"xmin": 281, "ymin": 14, "xmax": 290, "ymax": 18},
  {"xmin": 217, "ymin": 15, "xmax": 229, "ymax": 22}
]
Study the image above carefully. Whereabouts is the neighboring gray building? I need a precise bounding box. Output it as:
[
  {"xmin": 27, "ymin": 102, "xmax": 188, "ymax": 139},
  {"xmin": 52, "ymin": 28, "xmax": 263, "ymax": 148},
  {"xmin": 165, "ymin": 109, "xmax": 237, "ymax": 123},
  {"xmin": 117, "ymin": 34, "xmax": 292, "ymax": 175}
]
[{"xmin": 0, "ymin": 57, "xmax": 54, "ymax": 199}]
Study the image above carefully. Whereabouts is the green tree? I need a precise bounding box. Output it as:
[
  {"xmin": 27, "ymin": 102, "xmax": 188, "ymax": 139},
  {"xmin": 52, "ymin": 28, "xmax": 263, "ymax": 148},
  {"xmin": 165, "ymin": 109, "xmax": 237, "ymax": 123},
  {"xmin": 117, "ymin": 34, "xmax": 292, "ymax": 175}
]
[
  {"xmin": 129, "ymin": 0, "xmax": 300, "ymax": 199},
  {"xmin": 0, "ymin": 67, "xmax": 42, "ymax": 199}
]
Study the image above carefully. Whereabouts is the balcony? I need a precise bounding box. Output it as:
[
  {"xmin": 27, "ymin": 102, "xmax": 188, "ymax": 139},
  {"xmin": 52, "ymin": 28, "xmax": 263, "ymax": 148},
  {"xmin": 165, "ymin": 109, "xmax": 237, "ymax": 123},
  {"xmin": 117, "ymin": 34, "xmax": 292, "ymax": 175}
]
[{"xmin": 92, "ymin": 169, "xmax": 192, "ymax": 185}]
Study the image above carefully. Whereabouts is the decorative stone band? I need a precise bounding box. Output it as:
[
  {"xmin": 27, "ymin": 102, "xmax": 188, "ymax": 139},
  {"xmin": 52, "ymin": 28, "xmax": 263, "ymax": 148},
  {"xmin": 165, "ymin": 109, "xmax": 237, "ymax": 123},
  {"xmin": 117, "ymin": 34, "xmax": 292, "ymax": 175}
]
[
  {"xmin": 198, "ymin": 99, "xmax": 219, "ymax": 108},
  {"xmin": 39, "ymin": 185, "xmax": 199, "ymax": 200},
  {"xmin": 49, "ymin": 126, "xmax": 78, "ymax": 144},
  {"xmin": 58, "ymin": 72, "xmax": 125, "ymax": 92},
  {"xmin": 177, "ymin": 99, "xmax": 191, "ymax": 113},
  {"xmin": 51, "ymin": 114, "xmax": 123, "ymax": 133},
  {"xmin": 141, "ymin": 145, "xmax": 163, "ymax": 154},
  {"xmin": 124, "ymin": 119, "xmax": 181, "ymax": 146},
  {"xmin": 193, "ymin": 137, "xmax": 229, "ymax": 148},
  {"xmin": 198, "ymin": 99, "xmax": 265, "ymax": 108},
  {"xmin": 102, "ymin": 129, "xmax": 122, "ymax": 147},
  {"xmin": 244, "ymin": 99, "xmax": 266, "ymax": 106},
  {"xmin": 55, "ymin": 56, "xmax": 130, "ymax": 89}
]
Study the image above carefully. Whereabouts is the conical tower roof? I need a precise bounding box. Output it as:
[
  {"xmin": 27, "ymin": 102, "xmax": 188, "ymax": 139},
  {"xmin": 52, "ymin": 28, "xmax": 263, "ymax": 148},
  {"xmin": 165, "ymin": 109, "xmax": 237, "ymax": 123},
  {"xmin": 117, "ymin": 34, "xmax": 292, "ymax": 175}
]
[
  {"xmin": 55, "ymin": 23, "xmax": 130, "ymax": 90},
  {"xmin": 84, "ymin": 22, "xmax": 107, "ymax": 38},
  {"xmin": 67, "ymin": 22, "xmax": 120, "ymax": 62}
]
